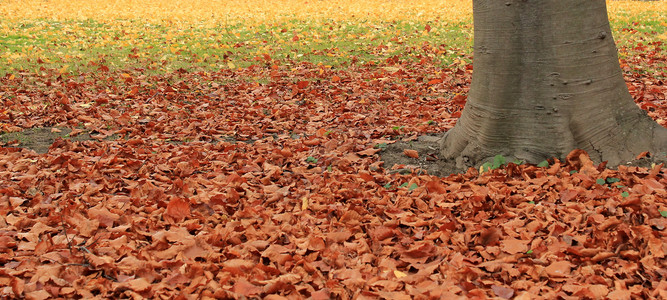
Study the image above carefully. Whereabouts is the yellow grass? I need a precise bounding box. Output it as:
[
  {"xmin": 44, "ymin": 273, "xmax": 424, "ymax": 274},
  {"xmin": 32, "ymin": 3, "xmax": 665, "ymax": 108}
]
[
  {"xmin": 2, "ymin": 0, "xmax": 664, "ymax": 25},
  {"xmin": 0, "ymin": 0, "xmax": 472, "ymax": 25}
]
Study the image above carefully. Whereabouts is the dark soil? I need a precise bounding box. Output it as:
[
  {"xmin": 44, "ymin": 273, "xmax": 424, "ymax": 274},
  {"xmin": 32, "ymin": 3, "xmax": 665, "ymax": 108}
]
[
  {"xmin": 380, "ymin": 134, "xmax": 667, "ymax": 176},
  {"xmin": 0, "ymin": 127, "xmax": 116, "ymax": 154},
  {"xmin": 3, "ymin": 128, "xmax": 663, "ymax": 175},
  {"xmin": 379, "ymin": 134, "xmax": 457, "ymax": 177}
]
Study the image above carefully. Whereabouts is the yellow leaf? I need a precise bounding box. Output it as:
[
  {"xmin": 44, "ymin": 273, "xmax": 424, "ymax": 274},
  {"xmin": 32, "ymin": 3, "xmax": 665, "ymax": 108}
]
[
  {"xmin": 394, "ymin": 270, "xmax": 407, "ymax": 278},
  {"xmin": 59, "ymin": 65, "xmax": 69, "ymax": 74},
  {"xmin": 381, "ymin": 67, "xmax": 400, "ymax": 72},
  {"xmin": 227, "ymin": 62, "xmax": 235, "ymax": 69},
  {"xmin": 301, "ymin": 197, "xmax": 308, "ymax": 210}
]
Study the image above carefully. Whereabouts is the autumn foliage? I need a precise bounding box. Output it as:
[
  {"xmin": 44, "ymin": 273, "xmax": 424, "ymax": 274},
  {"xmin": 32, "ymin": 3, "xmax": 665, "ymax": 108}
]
[{"xmin": 1, "ymin": 0, "xmax": 667, "ymax": 299}]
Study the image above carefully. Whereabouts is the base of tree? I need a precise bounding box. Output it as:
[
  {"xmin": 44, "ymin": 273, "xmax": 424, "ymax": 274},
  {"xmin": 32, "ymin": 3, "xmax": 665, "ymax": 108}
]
[{"xmin": 380, "ymin": 133, "xmax": 667, "ymax": 177}]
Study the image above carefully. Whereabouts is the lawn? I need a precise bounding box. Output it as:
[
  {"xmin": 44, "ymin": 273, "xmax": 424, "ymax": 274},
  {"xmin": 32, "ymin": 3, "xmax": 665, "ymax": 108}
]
[{"xmin": 0, "ymin": 0, "xmax": 666, "ymax": 299}]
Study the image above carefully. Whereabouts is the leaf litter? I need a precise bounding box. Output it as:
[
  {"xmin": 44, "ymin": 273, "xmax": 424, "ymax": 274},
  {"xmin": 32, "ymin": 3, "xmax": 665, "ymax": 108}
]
[
  {"xmin": 1, "ymin": 4, "xmax": 667, "ymax": 298},
  {"xmin": 1, "ymin": 60, "xmax": 666, "ymax": 298}
]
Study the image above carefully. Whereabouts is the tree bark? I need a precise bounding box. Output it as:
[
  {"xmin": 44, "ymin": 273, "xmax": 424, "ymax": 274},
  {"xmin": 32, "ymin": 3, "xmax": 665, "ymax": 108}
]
[{"xmin": 439, "ymin": 0, "xmax": 667, "ymax": 171}]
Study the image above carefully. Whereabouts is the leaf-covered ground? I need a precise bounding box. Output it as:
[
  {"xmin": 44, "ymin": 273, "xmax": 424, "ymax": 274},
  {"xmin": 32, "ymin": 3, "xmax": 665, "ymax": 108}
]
[{"xmin": 1, "ymin": 1, "xmax": 666, "ymax": 299}]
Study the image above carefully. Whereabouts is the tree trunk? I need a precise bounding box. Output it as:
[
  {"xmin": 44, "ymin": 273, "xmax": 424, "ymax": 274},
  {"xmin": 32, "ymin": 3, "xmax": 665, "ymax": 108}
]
[{"xmin": 439, "ymin": 0, "xmax": 667, "ymax": 171}]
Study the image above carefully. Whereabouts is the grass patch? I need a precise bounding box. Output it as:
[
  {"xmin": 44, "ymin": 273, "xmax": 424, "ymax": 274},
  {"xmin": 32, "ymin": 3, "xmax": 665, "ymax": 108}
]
[
  {"xmin": 0, "ymin": 1, "xmax": 664, "ymax": 77},
  {"xmin": 1, "ymin": 18, "xmax": 474, "ymax": 76}
]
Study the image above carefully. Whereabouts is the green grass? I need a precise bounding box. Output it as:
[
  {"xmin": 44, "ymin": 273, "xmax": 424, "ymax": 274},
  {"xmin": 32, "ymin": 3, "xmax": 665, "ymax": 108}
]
[
  {"xmin": 0, "ymin": 14, "xmax": 664, "ymax": 77},
  {"xmin": 0, "ymin": 18, "xmax": 473, "ymax": 76}
]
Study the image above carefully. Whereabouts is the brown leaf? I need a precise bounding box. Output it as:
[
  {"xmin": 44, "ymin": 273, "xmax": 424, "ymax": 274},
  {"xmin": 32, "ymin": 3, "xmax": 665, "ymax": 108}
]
[
  {"xmin": 87, "ymin": 206, "xmax": 120, "ymax": 228},
  {"xmin": 25, "ymin": 290, "xmax": 51, "ymax": 300},
  {"xmin": 308, "ymin": 236, "xmax": 326, "ymax": 251},
  {"xmin": 635, "ymin": 151, "xmax": 649, "ymax": 160},
  {"xmin": 500, "ymin": 238, "xmax": 528, "ymax": 254},
  {"xmin": 357, "ymin": 148, "xmax": 382, "ymax": 156},
  {"xmin": 359, "ymin": 171, "xmax": 375, "ymax": 182},
  {"xmin": 566, "ymin": 149, "xmax": 598, "ymax": 176},
  {"xmin": 560, "ymin": 188, "xmax": 579, "ymax": 202},
  {"xmin": 371, "ymin": 226, "xmax": 395, "ymax": 241},
  {"xmin": 403, "ymin": 149, "xmax": 419, "ymax": 159},
  {"xmin": 326, "ymin": 231, "xmax": 352, "ymax": 243},
  {"xmin": 607, "ymin": 289, "xmax": 631, "ymax": 299},
  {"xmin": 588, "ymin": 285, "xmax": 609, "ymax": 299},
  {"xmin": 545, "ymin": 261, "xmax": 572, "ymax": 278},
  {"xmin": 403, "ymin": 241, "xmax": 435, "ymax": 258},
  {"xmin": 233, "ymin": 279, "xmax": 262, "ymax": 296},
  {"xmin": 591, "ymin": 252, "xmax": 615, "ymax": 262},
  {"xmin": 223, "ymin": 259, "xmax": 256, "ymax": 274},
  {"xmin": 478, "ymin": 228, "xmax": 501, "ymax": 246},
  {"xmin": 425, "ymin": 180, "xmax": 447, "ymax": 194},
  {"xmin": 491, "ymin": 285, "xmax": 514, "ymax": 299},
  {"xmin": 165, "ymin": 197, "xmax": 191, "ymax": 222},
  {"xmin": 176, "ymin": 161, "xmax": 194, "ymax": 176},
  {"xmin": 514, "ymin": 292, "xmax": 531, "ymax": 300},
  {"xmin": 122, "ymin": 278, "xmax": 152, "ymax": 292},
  {"xmin": 87, "ymin": 253, "xmax": 114, "ymax": 268},
  {"xmin": 310, "ymin": 289, "xmax": 331, "ymax": 300},
  {"xmin": 11, "ymin": 277, "xmax": 24, "ymax": 297}
]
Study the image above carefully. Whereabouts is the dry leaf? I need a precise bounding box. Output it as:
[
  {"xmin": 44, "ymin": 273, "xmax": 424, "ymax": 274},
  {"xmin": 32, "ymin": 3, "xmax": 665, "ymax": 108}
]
[
  {"xmin": 393, "ymin": 270, "xmax": 408, "ymax": 278},
  {"xmin": 403, "ymin": 149, "xmax": 419, "ymax": 159},
  {"xmin": 501, "ymin": 238, "xmax": 529, "ymax": 254},
  {"xmin": 165, "ymin": 197, "xmax": 191, "ymax": 222},
  {"xmin": 491, "ymin": 285, "xmax": 514, "ymax": 299},
  {"xmin": 545, "ymin": 261, "xmax": 572, "ymax": 278}
]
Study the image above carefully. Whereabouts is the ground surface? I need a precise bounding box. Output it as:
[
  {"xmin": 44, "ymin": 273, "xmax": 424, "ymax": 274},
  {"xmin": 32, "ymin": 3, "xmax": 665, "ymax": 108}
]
[{"xmin": 1, "ymin": 1, "xmax": 666, "ymax": 299}]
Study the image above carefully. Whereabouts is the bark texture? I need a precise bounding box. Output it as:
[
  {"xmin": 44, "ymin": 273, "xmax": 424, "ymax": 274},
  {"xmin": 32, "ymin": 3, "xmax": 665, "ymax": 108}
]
[{"xmin": 440, "ymin": 0, "xmax": 667, "ymax": 171}]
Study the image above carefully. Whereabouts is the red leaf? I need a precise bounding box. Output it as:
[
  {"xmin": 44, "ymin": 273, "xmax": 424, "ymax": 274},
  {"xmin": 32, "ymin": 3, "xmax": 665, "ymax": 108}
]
[
  {"xmin": 303, "ymin": 138, "xmax": 320, "ymax": 146},
  {"xmin": 165, "ymin": 197, "xmax": 190, "ymax": 222},
  {"xmin": 297, "ymin": 80, "xmax": 309, "ymax": 89},
  {"xmin": 427, "ymin": 78, "xmax": 442, "ymax": 85},
  {"xmin": 635, "ymin": 151, "xmax": 649, "ymax": 160},
  {"xmin": 359, "ymin": 172, "xmax": 375, "ymax": 182},
  {"xmin": 425, "ymin": 180, "xmax": 447, "ymax": 194}
]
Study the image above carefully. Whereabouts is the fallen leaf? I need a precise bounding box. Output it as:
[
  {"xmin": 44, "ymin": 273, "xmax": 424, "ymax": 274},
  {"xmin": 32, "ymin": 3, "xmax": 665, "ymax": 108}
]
[
  {"xmin": 165, "ymin": 197, "xmax": 191, "ymax": 222},
  {"xmin": 491, "ymin": 285, "xmax": 514, "ymax": 299},
  {"xmin": 501, "ymin": 238, "xmax": 529, "ymax": 254},
  {"xmin": 403, "ymin": 149, "xmax": 419, "ymax": 159},
  {"xmin": 232, "ymin": 279, "xmax": 262, "ymax": 296},
  {"xmin": 545, "ymin": 261, "xmax": 572, "ymax": 278}
]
